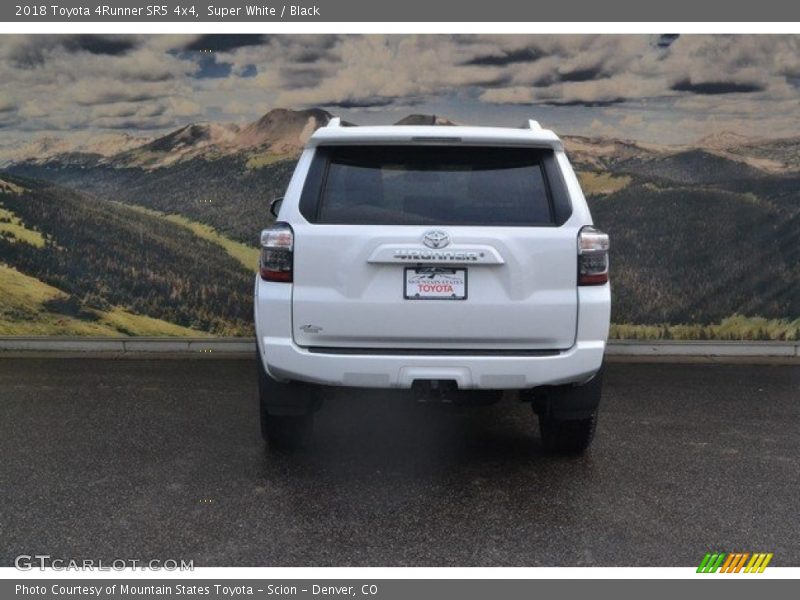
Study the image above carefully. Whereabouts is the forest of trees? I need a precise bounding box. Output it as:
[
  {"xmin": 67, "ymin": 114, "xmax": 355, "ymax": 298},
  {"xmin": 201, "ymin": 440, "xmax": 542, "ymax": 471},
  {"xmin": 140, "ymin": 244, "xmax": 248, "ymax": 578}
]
[
  {"xmin": 8, "ymin": 155, "xmax": 294, "ymax": 244},
  {"xmin": 590, "ymin": 181, "xmax": 800, "ymax": 324},
  {"xmin": 0, "ymin": 175, "xmax": 254, "ymax": 335},
  {"xmin": 5, "ymin": 146, "xmax": 800, "ymax": 333}
]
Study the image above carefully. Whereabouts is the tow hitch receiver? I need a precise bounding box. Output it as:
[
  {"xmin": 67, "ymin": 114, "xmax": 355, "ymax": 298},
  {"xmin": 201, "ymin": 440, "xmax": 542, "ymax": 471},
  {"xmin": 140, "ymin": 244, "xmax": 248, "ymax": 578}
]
[{"xmin": 412, "ymin": 380, "xmax": 459, "ymax": 403}]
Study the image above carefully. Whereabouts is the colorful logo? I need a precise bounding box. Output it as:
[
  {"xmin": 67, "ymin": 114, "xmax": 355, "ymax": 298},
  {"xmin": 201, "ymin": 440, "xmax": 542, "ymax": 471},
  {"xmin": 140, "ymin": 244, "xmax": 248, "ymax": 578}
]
[{"xmin": 697, "ymin": 552, "xmax": 773, "ymax": 573}]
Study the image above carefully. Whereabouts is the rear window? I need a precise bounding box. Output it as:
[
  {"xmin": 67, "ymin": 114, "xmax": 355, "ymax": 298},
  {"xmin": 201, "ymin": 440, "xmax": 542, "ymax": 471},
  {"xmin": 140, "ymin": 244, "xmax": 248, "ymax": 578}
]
[{"xmin": 306, "ymin": 146, "xmax": 559, "ymax": 226}]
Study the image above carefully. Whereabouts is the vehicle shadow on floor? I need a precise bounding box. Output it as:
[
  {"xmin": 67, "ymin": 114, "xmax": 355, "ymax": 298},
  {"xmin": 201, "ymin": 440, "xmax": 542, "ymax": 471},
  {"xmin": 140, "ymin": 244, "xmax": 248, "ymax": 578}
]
[{"xmin": 258, "ymin": 388, "xmax": 600, "ymax": 479}]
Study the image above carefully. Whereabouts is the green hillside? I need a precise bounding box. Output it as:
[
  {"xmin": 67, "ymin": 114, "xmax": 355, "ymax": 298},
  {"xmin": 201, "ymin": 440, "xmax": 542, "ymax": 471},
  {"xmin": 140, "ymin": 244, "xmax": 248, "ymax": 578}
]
[
  {"xmin": 0, "ymin": 206, "xmax": 45, "ymax": 247},
  {"xmin": 8, "ymin": 155, "xmax": 293, "ymax": 243},
  {"xmin": 616, "ymin": 149, "xmax": 770, "ymax": 185},
  {"xmin": 0, "ymin": 175, "xmax": 254, "ymax": 335},
  {"xmin": 590, "ymin": 182, "xmax": 800, "ymax": 325},
  {"xmin": 0, "ymin": 262, "xmax": 212, "ymax": 336},
  {"xmin": 123, "ymin": 203, "xmax": 259, "ymax": 271},
  {"xmin": 6, "ymin": 144, "xmax": 800, "ymax": 339}
]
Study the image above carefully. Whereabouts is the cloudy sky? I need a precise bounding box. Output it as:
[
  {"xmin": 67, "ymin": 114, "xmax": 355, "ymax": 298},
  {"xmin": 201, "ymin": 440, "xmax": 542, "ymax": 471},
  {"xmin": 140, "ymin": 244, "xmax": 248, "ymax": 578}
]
[{"xmin": 1, "ymin": 34, "xmax": 799, "ymax": 145}]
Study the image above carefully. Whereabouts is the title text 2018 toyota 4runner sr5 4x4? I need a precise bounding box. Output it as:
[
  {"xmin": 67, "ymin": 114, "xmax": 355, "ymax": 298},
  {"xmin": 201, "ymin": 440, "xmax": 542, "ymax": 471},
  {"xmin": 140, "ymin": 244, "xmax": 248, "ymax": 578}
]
[{"xmin": 254, "ymin": 119, "xmax": 610, "ymax": 453}]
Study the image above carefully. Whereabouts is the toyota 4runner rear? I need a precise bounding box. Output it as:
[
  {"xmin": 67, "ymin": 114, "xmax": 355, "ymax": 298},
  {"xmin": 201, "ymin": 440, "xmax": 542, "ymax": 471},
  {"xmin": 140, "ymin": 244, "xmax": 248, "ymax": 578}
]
[{"xmin": 254, "ymin": 118, "xmax": 610, "ymax": 453}]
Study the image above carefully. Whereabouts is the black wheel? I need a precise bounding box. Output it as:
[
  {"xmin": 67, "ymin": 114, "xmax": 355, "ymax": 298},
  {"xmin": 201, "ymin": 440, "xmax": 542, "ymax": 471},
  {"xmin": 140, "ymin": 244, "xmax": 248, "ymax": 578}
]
[
  {"xmin": 539, "ymin": 412, "xmax": 597, "ymax": 454},
  {"xmin": 260, "ymin": 411, "xmax": 314, "ymax": 451},
  {"xmin": 256, "ymin": 345, "xmax": 320, "ymax": 451},
  {"xmin": 531, "ymin": 367, "xmax": 603, "ymax": 454}
]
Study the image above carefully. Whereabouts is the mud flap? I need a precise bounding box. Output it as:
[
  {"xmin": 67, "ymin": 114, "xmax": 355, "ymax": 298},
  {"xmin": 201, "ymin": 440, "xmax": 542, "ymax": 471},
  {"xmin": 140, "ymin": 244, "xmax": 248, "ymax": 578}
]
[{"xmin": 530, "ymin": 366, "xmax": 603, "ymax": 420}]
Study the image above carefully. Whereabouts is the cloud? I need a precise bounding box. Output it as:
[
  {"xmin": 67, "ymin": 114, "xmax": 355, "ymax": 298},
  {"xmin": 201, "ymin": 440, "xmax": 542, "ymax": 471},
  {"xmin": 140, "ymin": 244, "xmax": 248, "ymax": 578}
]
[
  {"xmin": 0, "ymin": 92, "xmax": 16, "ymax": 113},
  {"xmin": 195, "ymin": 55, "xmax": 233, "ymax": 79},
  {"xmin": 168, "ymin": 97, "xmax": 203, "ymax": 118},
  {"xmin": 279, "ymin": 66, "xmax": 329, "ymax": 90},
  {"xmin": 324, "ymin": 96, "xmax": 412, "ymax": 109},
  {"xmin": 656, "ymin": 34, "xmax": 680, "ymax": 49},
  {"xmin": 557, "ymin": 66, "xmax": 607, "ymax": 83},
  {"xmin": 543, "ymin": 98, "xmax": 626, "ymax": 107},
  {"xmin": 670, "ymin": 79, "xmax": 764, "ymax": 94},
  {"xmin": 19, "ymin": 100, "xmax": 48, "ymax": 119},
  {"xmin": 62, "ymin": 35, "xmax": 139, "ymax": 56},
  {"xmin": 619, "ymin": 113, "xmax": 644, "ymax": 128},
  {"xmin": 4, "ymin": 35, "xmax": 139, "ymax": 69},
  {"xmin": 462, "ymin": 47, "xmax": 545, "ymax": 66},
  {"xmin": 71, "ymin": 80, "xmax": 167, "ymax": 106},
  {"xmin": 90, "ymin": 116, "xmax": 175, "ymax": 130},
  {"xmin": 181, "ymin": 34, "xmax": 267, "ymax": 53},
  {"xmin": 0, "ymin": 34, "xmax": 799, "ymax": 143}
]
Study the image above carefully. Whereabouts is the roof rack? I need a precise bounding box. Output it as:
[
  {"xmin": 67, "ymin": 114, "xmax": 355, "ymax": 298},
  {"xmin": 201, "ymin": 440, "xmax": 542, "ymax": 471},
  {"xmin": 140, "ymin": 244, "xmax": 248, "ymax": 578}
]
[
  {"xmin": 523, "ymin": 119, "xmax": 542, "ymax": 130},
  {"xmin": 327, "ymin": 117, "xmax": 342, "ymax": 128}
]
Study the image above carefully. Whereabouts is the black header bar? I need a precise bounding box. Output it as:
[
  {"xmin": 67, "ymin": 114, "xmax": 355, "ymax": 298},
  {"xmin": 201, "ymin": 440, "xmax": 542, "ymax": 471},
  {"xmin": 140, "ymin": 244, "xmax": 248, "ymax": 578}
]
[{"xmin": 4, "ymin": 0, "xmax": 800, "ymax": 23}]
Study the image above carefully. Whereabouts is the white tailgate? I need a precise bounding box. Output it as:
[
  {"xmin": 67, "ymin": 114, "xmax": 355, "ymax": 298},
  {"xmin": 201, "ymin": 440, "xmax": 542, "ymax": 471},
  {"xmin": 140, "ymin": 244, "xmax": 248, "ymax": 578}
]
[{"xmin": 291, "ymin": 225, "xmax": 579, "ymax": 350}]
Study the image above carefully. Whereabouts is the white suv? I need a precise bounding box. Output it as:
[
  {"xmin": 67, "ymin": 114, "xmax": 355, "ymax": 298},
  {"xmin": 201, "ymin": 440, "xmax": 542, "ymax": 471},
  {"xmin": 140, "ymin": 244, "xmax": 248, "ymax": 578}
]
[{"xmin": 254, "ymin": 119, "xmax": 610, "ymax": 453}]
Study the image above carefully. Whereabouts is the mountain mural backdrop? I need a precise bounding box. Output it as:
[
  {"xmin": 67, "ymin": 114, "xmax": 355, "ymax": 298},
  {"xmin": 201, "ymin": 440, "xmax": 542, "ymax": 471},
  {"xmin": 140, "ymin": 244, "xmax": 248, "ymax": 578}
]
[{"xmin": 2, "ymin": 108, "xmax": 799, "ymax": 339}]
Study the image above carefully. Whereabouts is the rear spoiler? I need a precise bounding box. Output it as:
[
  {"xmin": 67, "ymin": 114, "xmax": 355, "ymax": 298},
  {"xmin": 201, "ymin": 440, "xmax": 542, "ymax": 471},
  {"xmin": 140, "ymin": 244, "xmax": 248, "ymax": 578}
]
[{"xmin": 325, "ymin": 116, "xmax": 544, "ymax": 130}]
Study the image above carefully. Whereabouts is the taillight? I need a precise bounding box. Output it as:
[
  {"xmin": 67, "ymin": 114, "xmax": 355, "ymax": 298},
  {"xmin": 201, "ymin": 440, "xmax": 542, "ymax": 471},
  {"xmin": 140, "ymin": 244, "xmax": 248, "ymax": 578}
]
[
  {"xmin": 578, "ymin": 226, "xmax": 609, "ymax": 286},
  {"xmin": 260, "ymin": 223, "xmax": 294, "ymax": 282}
]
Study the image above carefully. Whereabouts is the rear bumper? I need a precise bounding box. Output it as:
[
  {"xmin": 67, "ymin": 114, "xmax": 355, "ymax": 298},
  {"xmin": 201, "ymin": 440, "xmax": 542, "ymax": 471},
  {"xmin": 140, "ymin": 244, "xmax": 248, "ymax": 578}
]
[
  {"xmin": 254, "ymin": 276, "xmax": 609, "ymax": 390},
  {"xmin": 259, "ymin": 336, "xmax": 605, "ymax": 389}
]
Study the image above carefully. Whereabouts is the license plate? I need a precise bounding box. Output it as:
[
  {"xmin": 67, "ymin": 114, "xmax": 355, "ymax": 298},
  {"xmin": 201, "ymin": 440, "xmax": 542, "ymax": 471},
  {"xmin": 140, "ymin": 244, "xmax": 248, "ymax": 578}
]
[{"xmin": 404, "ymin": 267, "xmax": 467, "ymax": 300}]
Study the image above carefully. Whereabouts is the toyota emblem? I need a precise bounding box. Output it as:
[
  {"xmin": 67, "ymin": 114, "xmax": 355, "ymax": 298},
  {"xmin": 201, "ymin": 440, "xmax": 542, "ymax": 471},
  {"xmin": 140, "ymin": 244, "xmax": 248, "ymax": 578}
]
[{"xmin": 422, "ymin": 230, "xmax": 451, "ymax": 249}]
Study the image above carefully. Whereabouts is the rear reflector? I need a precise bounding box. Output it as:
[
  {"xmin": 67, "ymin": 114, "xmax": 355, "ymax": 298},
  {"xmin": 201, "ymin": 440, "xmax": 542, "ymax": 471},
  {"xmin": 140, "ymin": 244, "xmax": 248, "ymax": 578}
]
[
  {"xmin": 260, "ymin": 223, "xmax": 294, "ymax": 282},
  {"xmin": 578, "ymin": 227, "xmax": 609, "ymax": 286}
]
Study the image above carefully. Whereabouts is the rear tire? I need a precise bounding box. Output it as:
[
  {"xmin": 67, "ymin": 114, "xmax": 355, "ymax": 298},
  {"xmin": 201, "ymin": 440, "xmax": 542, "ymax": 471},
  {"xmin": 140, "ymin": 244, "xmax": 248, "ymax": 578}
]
[
  {"xmin": 260, "ymin": 411, "xmax": 314, "ymax": 451},
  {"xmin": 531, "ymin": 367, "xmax": 603, "ymax": 454},
  {"xmin": 256, "ymin": 345, "xmax": 319, "ymax": 451},
  {"xmin": 538, "ymin": 412, "xmax": 596, "ymax": 454}
]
